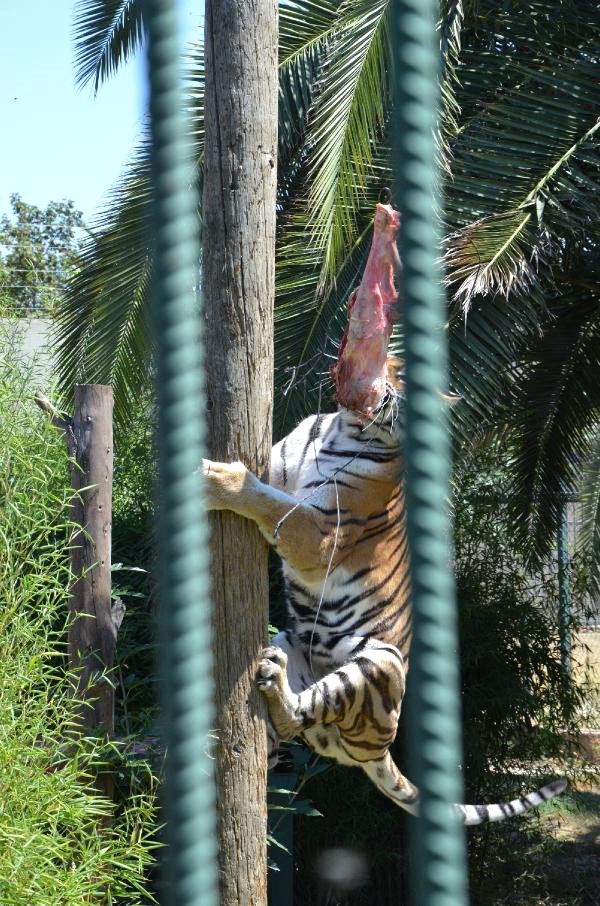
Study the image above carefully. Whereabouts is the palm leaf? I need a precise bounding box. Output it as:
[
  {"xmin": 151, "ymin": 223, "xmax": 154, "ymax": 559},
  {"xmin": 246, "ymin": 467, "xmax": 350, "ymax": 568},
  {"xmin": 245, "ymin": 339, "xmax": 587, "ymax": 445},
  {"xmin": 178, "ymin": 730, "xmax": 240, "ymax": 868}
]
[
  {"xmin": 274, "ymin": 209, "xmax": 372, "ymax": 436},
  {"xmin": 73, "ymin": 0, "xmax": 145, "ymax": 92},
  {"xmin": 447, "ymin": 290, "xmax": 542, "ymax": 446},
  {"xmin": 278, "ymin": 0, "xmax": 340, "ymax": 159},
  {"xmin": 305, "ymin": 0, "xmax": 390, "ymax": 286},
  {"xmin": 277, "ymin": 0, "xmax": 341, "ymax": 189},
  {"xmin": 438, "ymin": 0, "xmax": 465, "ymax": 168},
  {"xmin": 53, "ymin": 142, "xmax": 154, "ymax": 428},
  {"xmin": 274, "ymin": 138, "xmax": 393, "ymax": 437},
  {"xmin": 443, "ymin": 211, "xmax": 553, "ymax": 313},
  {"xmin": 54, "ymin": 44, "xmax": 205, "ymax": 429},
  {"xmin": 444, "ymin": 41, "xmax": 600, "ymax": 310},
  {"xmin": 506, "ymin": 291, "xmax": 600, "ymax": 561}
]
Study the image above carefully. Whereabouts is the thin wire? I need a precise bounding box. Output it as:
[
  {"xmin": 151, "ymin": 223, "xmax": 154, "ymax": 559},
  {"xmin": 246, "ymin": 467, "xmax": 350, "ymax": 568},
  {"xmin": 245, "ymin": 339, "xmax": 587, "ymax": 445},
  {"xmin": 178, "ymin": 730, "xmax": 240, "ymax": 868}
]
[
  {"xmin": 308, "ymin": 475, "xmax": 341, "ymax": 681},
  {"xmin": 272, "ymin": 412, "xmax": 389, "ymax": 540}
]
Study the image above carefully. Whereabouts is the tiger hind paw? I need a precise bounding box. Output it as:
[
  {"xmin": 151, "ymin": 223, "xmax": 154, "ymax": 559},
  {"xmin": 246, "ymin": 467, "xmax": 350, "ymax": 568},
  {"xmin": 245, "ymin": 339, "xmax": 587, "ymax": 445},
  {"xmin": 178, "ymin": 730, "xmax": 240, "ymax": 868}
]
[
  {"xmin": 256, "ymin": 645, "xmax": 289, "ymax": 694},
  {"xmin": 257, "ymin": 646, "xmax": 301, "ymax": 740}
]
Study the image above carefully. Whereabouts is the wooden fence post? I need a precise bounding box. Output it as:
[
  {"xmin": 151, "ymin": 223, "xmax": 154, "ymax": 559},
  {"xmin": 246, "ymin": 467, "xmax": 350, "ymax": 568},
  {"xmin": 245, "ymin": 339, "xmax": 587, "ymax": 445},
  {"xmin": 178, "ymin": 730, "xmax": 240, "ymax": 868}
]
[
  {"xmin": 35, "ymin": 384, "xmax": 116, "ymax": 803},
  {"xmin": 68, "ymin": 384, "xmax": 115, "ymax": 739}
]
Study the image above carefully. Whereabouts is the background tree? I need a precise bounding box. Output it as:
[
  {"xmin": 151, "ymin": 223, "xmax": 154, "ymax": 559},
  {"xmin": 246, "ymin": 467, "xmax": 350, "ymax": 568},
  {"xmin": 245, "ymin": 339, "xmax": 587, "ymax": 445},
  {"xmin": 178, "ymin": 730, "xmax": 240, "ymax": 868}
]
[{"xmin": 0, "ymin": 194, "xmax": 83, "ymax": 313}]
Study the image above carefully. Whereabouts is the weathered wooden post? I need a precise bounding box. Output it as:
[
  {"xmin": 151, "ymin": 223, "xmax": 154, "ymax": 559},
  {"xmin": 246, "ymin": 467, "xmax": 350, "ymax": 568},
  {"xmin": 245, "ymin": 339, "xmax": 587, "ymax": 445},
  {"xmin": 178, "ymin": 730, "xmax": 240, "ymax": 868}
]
[
  {"xmin": 203, "ymin": 0, "xmax": 278, "ymax": 896},
  {"xmin": 68, "ymin": 385, "xmax": 115, "ymax": 737},
  {"xmin": 36, "ymin": 384, "xmax": 116, "ymax": 800}
]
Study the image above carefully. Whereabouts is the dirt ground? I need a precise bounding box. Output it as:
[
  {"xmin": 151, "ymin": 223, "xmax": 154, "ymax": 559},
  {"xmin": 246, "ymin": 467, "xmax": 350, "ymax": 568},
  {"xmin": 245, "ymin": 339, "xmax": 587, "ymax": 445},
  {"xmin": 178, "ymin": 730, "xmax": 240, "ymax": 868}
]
[
  {"xmin": 483, "ymin": 631, "xmax": 600, "ymax": 905},
  {"xmin": 526, "ymin": 629, "xmax": 600, "ymax": 906}
]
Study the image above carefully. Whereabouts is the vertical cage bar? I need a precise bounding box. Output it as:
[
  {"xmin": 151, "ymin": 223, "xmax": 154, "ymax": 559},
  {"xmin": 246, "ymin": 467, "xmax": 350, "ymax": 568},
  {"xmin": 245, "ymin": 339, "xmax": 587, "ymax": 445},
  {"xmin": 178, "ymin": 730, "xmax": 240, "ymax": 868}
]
[
  {"xmin": 146, "ymin": 1, "xmax": 217, "ymax": 903},
  {"xmin": 558, "ymin": 501, "xmax": 571, "ymax": 681},
  {"xmin": 392, "ymin": 1, "xmax": 468, "ymax": 904}
]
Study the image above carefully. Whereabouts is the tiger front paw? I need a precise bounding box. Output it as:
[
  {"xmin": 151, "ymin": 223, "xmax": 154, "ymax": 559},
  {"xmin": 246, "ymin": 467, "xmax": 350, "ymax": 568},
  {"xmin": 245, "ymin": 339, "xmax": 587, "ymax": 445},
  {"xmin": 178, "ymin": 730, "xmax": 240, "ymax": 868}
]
[{"xmin": 200, "ymin": 458, "xmax": 250, "ymax": 510}]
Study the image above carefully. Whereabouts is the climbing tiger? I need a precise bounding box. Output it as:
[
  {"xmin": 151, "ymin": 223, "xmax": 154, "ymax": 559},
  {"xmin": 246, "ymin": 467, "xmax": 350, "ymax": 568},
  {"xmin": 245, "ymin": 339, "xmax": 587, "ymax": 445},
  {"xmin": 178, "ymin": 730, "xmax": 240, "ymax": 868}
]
[{"xmin": 201, "ymin": 201, "xmax": 566, "ymax": 825}]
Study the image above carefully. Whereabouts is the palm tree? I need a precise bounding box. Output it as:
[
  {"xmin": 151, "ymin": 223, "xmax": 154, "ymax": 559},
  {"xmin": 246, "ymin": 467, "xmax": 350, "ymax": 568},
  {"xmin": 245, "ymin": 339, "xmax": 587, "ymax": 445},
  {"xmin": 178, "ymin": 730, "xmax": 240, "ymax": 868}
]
[{"xmin": 56, "ymin": 0, "xmax": 600, "ymax": 574}]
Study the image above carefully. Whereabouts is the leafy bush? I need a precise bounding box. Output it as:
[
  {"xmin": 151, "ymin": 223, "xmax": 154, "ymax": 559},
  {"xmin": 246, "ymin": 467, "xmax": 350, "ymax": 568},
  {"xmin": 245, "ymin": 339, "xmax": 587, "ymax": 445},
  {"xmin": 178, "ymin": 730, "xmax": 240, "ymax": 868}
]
[
  {"xmin": 454, "ymin": 444, "xmax": 583, "ymax": 792},
  {"xmin": 0, "ymin": 337, "xmax": 158, "ymax": 903}
]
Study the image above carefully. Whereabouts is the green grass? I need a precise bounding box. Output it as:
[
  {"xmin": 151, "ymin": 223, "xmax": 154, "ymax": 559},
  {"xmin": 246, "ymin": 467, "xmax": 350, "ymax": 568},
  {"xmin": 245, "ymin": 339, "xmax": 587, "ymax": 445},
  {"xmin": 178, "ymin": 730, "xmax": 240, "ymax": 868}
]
[{"xmin": 0, "ymin": 329, "xmax": 159, "ymax": 904}]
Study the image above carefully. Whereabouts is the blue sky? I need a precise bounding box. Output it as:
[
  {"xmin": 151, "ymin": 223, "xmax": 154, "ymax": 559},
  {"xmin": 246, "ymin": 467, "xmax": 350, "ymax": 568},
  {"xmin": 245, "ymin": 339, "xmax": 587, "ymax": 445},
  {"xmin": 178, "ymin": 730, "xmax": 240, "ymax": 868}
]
[{"xmin": 1, "ymin": 1, "xmax": 201, "ymax": 225}]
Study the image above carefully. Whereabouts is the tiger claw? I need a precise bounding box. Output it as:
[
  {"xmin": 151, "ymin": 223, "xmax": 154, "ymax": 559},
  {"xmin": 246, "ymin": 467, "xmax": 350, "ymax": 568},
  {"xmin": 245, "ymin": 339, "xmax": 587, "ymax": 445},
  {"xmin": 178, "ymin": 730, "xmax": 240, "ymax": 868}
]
[{"xmin": 256, "ymin": 646, "xmax": 288, "ymax": 694}]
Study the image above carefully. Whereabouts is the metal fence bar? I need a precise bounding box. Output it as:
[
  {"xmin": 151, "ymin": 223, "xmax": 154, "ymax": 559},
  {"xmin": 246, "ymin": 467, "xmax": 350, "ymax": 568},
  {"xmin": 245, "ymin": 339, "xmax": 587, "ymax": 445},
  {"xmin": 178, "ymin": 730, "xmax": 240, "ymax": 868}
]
[
  {"xmin": 146, "ymin": 1, "xmax": 217, "ymax": 903},
  {"xmin": 558, "ymin": 501, "xmax": 571, "ymax": 680},
  {"xmin": 392, "ymin": 1, "xmax": 468, "ymax": 904}
]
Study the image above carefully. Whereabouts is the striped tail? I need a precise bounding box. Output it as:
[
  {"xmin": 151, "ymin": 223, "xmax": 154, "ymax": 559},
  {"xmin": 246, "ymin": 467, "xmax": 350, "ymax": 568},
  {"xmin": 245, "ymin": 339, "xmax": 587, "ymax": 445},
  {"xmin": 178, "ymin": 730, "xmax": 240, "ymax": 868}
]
[
  {"xmin": 454, "ymin": 778, "xmax": 567, "ymax": 826},
  {"xmin": 363, "ymin": 755, "xmax": 567, "ymax": 825}
]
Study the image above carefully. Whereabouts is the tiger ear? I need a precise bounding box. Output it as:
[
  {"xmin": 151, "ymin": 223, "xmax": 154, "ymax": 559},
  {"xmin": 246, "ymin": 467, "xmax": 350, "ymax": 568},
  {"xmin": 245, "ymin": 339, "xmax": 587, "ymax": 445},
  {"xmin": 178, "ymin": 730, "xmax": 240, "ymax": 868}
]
[
  {"xmin": 438, "ymin": 391, "xmax": 461, "ymax": 406},
  {"xmin": 386, "ymin": 358, "xmax": 460, "ymax": 404},
  {"xmin": 386, "ymin": 356, "xmax": 405, "ymax": 390}
]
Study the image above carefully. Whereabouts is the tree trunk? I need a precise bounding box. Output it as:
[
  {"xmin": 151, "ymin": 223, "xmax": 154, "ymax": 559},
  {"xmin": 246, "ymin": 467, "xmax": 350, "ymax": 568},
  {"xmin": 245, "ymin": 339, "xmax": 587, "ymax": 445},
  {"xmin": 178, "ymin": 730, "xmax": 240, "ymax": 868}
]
[{"xmin": 203, "ymin": 0, "xmax": 278, "ymax": 900}]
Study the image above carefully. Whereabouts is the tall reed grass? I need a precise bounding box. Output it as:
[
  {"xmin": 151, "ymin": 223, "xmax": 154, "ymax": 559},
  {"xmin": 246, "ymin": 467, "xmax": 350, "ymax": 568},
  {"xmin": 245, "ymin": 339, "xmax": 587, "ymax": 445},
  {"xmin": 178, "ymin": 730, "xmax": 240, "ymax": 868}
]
[{"xmin": 0, "ymin": 328, "xmax": 158, "ymax": 903}]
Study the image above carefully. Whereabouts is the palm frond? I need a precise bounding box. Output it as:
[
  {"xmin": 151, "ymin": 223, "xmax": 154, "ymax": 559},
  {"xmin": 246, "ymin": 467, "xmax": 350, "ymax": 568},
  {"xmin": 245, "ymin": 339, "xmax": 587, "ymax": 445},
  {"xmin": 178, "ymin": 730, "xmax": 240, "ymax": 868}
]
[
  {"xmin": 444, "ymin": 210, "xmax": 554, "ymax": 313},
  {"xmin": 506, "ymin": 291, "xmax": 600, "ymax": 561},
  {"xmin": 444, "ymin": 41, "xmax": 600, "ymax": 310},
  {"xmin": 447, "ymin": 290, "xmax": 542, "ymax": 447},
  {"xmin": 73, "ymin": 0, "xmax": 144, "ymax": 92},
  {"xmin": 279, "ymin": 0, "xmax": 340, "ymax": 66},
  {"xmin": 438, "ymin": 0, "xmax": 464, "ymax": 167},
  {"xmin": 53, "ymin": 142, "xmax": 155, "ymax": 429},
  {"xmin": 278, "ymin": 0, "xmax": 341, "ymax": 172},
  {"xmin": 55, "ymin": 43, "xmax": 204, "ymax": 430},
  {"xmin": 274, "ymin": 152, "xmax": 392, "ymax": 436},
  {"xmin": 305, "ymin": 0, "xmax": 390, "ymax": 286}
]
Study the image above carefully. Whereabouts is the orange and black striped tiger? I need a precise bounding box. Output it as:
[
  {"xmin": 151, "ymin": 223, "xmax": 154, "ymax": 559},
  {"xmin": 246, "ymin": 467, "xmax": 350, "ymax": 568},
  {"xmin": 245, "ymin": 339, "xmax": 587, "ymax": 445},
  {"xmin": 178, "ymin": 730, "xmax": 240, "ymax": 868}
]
[
  {"xmin": 201, "ymin": 361, "xmax": 565, "ymax": 824},
  {"xmin": 202, "ymin": 201, "xmax": 565, "ymax": 824}
]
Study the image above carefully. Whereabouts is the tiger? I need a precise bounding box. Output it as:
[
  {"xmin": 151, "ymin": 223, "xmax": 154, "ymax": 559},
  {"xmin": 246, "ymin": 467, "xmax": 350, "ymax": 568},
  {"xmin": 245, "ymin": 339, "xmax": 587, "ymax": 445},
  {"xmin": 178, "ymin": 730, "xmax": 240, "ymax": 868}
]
[
  {"xmin": 201, "ymin": 363, "xmax": 565, "ymax": 825},
  {"xmin": 201, "ymin": 201, "xmax": 566, "ymax": 825}
]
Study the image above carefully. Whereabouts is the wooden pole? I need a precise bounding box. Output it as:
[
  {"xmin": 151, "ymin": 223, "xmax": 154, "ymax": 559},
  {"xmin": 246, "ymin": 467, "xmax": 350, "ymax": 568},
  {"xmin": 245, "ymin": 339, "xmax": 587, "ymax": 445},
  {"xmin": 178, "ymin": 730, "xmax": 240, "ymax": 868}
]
[
  {"xmin": 69, "ymin": 385, "xmax": 115, "ymax": 738},
  {"xmin": 203, "ymin": 0, "xmax": 278, "ymax": 897},
  {"xmin": 35, "ymin": 384, "xmax": 116, "ymax": 806}
]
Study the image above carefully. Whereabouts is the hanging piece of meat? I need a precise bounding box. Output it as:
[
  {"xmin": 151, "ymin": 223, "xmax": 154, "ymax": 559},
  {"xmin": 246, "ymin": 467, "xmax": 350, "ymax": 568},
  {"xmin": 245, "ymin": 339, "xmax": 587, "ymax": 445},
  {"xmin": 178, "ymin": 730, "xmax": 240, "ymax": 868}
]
[{"xmin": 330, "ymin": 201, "xmax": 401, "ymax": 419}]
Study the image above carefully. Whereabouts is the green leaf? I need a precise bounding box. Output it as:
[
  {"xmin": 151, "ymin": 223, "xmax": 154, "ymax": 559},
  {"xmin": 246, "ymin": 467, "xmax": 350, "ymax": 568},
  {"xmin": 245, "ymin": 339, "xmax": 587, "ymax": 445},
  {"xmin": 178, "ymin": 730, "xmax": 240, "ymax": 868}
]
[
  {"xmin": 52, "ymin": 140, "xmax": 155, "ymax": 430},
  {"xmin": 73, "ymin": 0, "xmax": 145, "ymax": 93},
  {"xmin": 506, "ymin": 291, "xmax": 600, "ymax": 560},
  {"xmin": 305, "ymin": 0, "xmax": 390, "ymax": 286},
  {"xmin": 444, "ymin": 39, "xmax": 600, "ymax": 309}
]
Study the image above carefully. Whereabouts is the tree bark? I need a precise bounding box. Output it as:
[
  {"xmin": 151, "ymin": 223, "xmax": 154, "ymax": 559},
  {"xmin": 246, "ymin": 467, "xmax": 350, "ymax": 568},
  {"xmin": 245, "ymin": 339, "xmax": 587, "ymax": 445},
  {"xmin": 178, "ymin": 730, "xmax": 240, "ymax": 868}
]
[
  {"xmin": 69, "ymin": 385, "xmax": 115, "ymax": 739},
  {"xmin": 203, "ymin": 0, "xmax": 278, "ymax": 901}
]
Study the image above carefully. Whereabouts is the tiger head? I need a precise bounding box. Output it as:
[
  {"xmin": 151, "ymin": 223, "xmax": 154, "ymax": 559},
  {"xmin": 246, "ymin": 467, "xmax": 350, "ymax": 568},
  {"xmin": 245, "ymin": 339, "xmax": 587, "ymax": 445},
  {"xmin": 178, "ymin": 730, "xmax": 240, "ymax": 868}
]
[{"xmin": 358, "ymin": 356, "xmax": 459, "ymax": 439}]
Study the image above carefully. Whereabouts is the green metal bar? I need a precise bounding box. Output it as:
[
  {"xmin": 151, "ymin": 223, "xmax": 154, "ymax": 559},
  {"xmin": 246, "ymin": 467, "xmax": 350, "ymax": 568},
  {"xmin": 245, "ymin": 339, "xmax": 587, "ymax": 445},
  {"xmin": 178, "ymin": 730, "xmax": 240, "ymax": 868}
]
[
  {"xmin": 558, "ymin": 501, "xmax": 571, "ymax": 680},
  {"xmin": 392, "ymin": 1, "xmax": 468, "ymax": 904},
  {"xmin": 146, "ymin": 1, "xmax": 217, "ymax": 903}
]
